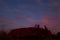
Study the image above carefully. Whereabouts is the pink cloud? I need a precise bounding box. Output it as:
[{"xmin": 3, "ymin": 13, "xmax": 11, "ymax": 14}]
[
  {"xmin": 36, "ymin": 14, "xmax": 60, "ymax": 33},
  {"xmin": 0, "ymin": 13, "xmax": 60, "ymax": 34},
  {"xmin": 0, "ymin": 11, "xmax": 33, "ymax": 30},
  {"xmin": 0, "ymin": 17, "xmax": 19, "ymax": 28},
  {"xmin": 15, "ymin": 13, "xmax": 60, "ymax": 33},
  {"xmin": 41, "ymin": 14, "xmax": 60, "ymax": 26},
  {"xmin": 0, "ymin": 18, "xmax": 11, "ymax": 24}
]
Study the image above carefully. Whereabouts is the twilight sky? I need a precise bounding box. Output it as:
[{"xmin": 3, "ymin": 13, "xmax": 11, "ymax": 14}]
[{"xmin": 0, "ymin": 0, "xmax": 60, "ymax": 33}]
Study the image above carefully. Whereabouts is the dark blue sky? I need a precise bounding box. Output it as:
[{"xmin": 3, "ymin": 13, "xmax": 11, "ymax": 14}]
[{"xmin": 0, "ymin": 0, "xmax": 60, "ymax": 33}]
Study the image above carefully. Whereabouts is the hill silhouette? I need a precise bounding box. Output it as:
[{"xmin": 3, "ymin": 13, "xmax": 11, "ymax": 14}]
[{"xmin": 0, "ymin": 24, "xmax": 60, "ymax": 40}]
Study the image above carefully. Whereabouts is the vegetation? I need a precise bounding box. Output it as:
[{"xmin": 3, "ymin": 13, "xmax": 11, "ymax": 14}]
[{"xmin": 0, "ymin": 24, "xmax": 60, "ymax": 40}]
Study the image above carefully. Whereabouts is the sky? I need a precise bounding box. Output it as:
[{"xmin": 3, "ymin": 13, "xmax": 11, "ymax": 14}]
[{"xmin": 0, "ymin": 0, "xmax": 60, "ymax": 34}]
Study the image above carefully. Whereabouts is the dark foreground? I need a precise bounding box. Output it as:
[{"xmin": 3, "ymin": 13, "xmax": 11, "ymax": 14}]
[{"xmin": 0, "ymin": 25, "xmax": 60, "ymax": 40}]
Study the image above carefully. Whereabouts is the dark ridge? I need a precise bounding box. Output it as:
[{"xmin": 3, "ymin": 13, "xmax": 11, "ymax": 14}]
[{"xmin": 0, "ymin": 24, "xmax": 60, "ymax": 40}]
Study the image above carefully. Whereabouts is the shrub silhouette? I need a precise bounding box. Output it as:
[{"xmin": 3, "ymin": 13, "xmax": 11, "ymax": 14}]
[
  {"xmin": 0, "ymin": 31, "xmax": 8, "ymax": 40},
  {"xmin": 8, "ymin": 24, "xmax": 52, "ymax": 40},
  {"xmin": 0, "ymin": 24, "xmax": 60, "ymax": 40}
]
